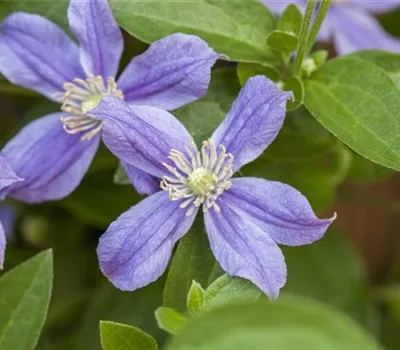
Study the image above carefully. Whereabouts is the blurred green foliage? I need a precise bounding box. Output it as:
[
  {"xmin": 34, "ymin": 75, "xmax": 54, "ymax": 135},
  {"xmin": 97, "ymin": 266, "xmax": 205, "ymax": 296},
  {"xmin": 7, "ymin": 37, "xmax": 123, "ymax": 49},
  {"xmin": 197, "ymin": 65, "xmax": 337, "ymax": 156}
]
[{"xmin": 0, "ymin": 1, "xmax": 400, "ymax": 349}]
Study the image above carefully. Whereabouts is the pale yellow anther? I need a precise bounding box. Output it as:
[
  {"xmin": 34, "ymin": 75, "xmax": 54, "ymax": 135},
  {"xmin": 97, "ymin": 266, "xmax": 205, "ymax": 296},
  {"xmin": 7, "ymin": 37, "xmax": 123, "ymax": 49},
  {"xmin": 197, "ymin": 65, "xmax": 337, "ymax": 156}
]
[{"xmin": 161, "ymin": 139, "xmax": 233, "ymax": 216}]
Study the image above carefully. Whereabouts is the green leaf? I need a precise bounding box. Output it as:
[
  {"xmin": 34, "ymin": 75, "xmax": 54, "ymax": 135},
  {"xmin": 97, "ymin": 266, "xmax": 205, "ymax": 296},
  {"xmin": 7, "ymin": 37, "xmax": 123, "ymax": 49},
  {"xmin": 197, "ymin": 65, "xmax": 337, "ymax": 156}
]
[
  {"xmin": 204, "ymin": 275, "xmax": 261, "ymax": 310},
  {"xmin": 0, "ymin": 0, "xmax": 69, "ymax": 31},
  {"xmin": 348, "ymin": 50, "xmax": 400, "ymax": 87},
  {"xmin": 163, "ymin": 215, "xmax": 222, "ymax": 312},
  {"xmin": 305, "ymin": 57, "xmax": 400, "ymax": 171},
  {"xmin": 167, "ymin": 297, "xmax": 382, "ymax": 350},
  {"xmin": 155, "ymin": 308, "xmax": 187, "ymax": 336},
  {"xmin": 59, "ymin": 170, "xmax": 140, "ymax": 228},
  {"xmin": 74, "ymin": 280, "xmax": 166, "ymax": 350},
  {"xmin": 174, "ymin": 68, "xmax": 240, "ymax": 144},
  {"xmin": 284, "ymin": 76, "xmax": 304, "ymax": 110},
  {"xmin": 311, "ymin": 50, "xmax": 329, "ymax": 68},
  {"xmin": 278, "ymin": 3, "xmax": 303, "ymax": 36},
  {"xmin": 100, "ymin": 321, "xmax": 158, "ymax": 350},
  {"xmin": 237, "ymin": 63, "xmax": 280, "ymax": 86},
  {"xmin": 347, "ymin": 151, "xmax": 394, "ymax": 182},
  {"xmin": 186, "ymin": 281, "xmax": 205, "ymax": 315},
  {"xmin": 283, "ymin": 230, "xmax": 376, "ymax": 328},
  {"xmin": 0, "ymin": 250, "xmax": 53, "ymax": 350},
  {"xmin": 243, "ymin": 108, "xmax": 350, "ymax": 211},
  {"xmin": 110, "ymin": 0, "xmax": 278, "ymax": 64},
  {"xmin": 269, "ymin": 145, "xmax": 351, "ymax": 210},
  {"xmin": 203, "ymin": 274, "xmax": 231, "ymax": 303},
  {"xmin": 267, "ymin": 30, "xmax": 298, "ymax": 52}
]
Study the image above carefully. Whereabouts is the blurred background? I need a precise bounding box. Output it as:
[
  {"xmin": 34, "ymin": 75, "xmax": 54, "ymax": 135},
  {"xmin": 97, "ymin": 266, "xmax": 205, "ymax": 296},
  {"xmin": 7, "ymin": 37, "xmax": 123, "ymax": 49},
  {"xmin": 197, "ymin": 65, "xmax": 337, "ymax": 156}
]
[{"xmin": 0, "ymin": 2, "xmax": 400, "ymax": 350}]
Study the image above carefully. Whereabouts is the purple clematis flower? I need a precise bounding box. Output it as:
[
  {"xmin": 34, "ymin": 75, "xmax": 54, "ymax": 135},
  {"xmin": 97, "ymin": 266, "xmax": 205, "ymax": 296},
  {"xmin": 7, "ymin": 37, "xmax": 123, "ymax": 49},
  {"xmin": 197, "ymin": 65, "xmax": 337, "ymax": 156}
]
[
  {"xmin": 0, "ymin": 0, "xmax": 218, "ymax": 203},
  {"xmin": 89, "ymin": 76, "xmax": 336, "ymax": 299},
  {"xmin": 263, "ymin": 0, "xmax": 400, "ymax": 54},
  {"xmin": 0, "ymin": 156, "xmax": 22, "ymax": 268}
]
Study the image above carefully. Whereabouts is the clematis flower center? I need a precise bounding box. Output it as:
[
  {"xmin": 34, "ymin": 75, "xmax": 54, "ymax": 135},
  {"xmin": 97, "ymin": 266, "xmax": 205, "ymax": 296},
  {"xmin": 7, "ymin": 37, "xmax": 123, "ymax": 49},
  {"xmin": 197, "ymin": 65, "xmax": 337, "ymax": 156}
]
[
  {"xmin": 60, "ymin": 74, "xmax": 123, "ymax": 141},
  {"xmin": 187, "ymin": 168, "xmax": 217, "ymax": 196},
  {"xmin": 161, "ymin": 139, "xmax": 233, "ymax": 216}
]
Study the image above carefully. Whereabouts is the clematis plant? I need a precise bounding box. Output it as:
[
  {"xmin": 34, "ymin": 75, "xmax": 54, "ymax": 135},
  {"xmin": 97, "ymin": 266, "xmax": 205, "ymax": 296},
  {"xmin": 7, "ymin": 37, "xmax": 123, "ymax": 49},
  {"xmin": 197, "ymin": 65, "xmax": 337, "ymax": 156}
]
[
  {"xmin": 89, "ymin": 76, "xmax": 336, "ymax": 299},
  {"xmin": 0, "ymin": 0, "xmax": 218, "ymax": 203},
  {"xmin": 0, "ymin": 157, "xmax": 22, "ymax": 268},
  {"xmin": 263, "ymin": 0, "xmax": 400, "ymax": 54}
]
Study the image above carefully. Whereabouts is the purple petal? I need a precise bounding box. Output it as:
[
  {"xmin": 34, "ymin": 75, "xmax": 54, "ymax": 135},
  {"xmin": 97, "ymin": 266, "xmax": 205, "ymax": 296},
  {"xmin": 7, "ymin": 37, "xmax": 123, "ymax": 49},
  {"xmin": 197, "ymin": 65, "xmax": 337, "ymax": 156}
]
[
  {"xmin": 90, "ymin": 96, "xmax": 193, "ymax": 179},
  {"xmin": 225, "ymin": 177, "xmax": 335, "ymax": 246},
  {"xmin": 0, "ymin": 12, "xmax": 83, "ymax": 100},
  {"xmin": 0, "ymin": 155, "xmax": 22, "ymax": 198},
  {"xmin": 211, "ymin": 76, "xmax": 291, "ymax": 172},
  {"xmin": 332, "ymin": 6, "xmax": 400, "ymax": 54},
  {"xmin": 204, "ymin": 202, "xmax": 286, "ymax": 299},
  {"xmin": 0, "ymin": 204, "xmax": 17, "ymax": 240},
  {"xmin": 122, "ymin": 162, "xmax": 160, "ymax": 195},
  {"xmin": 349, "ymin": 0, "xmax": 400, "ymax": 12},
  {"xmin": 118, "ymin": 33, "xmax": 219, "ymax": 110},
  {"xmin": 68, "ymin": 0, "xmax": 123, "ymax": 77},
  {"xmin": 2, "ymin": 113, "xmax": 100, "ymax": 203},
  {"xmin": 97, "ymin": 191, "xmax": 197, "ymax": 291},
  {"xmin": 0, "ymin": 222, "xmax": 5, "ymax": 269},
  {"xmin": 261, "ymin": 0, "xmax": 304, "ymax": 13},
  {"xmin": 315, "ymin": 11, "xmax": 334, "ymax": 42}
]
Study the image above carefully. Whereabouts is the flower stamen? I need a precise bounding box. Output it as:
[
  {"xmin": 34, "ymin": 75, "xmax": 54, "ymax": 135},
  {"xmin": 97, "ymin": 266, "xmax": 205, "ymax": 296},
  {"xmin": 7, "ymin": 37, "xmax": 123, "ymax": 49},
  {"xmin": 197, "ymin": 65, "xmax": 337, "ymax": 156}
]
[
  {"xmin": 161, "ymin": 139, "xmax": 233, "ymax": 216},
  {"xmin": 60, "ymin": 74, "xmax": 123, "ymax": 140}
]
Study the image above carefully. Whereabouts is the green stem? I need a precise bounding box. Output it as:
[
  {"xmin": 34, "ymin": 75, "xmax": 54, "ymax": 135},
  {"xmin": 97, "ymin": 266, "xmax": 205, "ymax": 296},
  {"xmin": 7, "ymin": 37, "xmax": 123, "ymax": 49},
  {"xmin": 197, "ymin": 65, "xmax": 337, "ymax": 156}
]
[
  {"xmin": 307, "ymin": 0, "xmax": 331, "ymax": 53},
  {"xmin": 294, "ymin": 0, "xmax": 317, "ymax": 75}
]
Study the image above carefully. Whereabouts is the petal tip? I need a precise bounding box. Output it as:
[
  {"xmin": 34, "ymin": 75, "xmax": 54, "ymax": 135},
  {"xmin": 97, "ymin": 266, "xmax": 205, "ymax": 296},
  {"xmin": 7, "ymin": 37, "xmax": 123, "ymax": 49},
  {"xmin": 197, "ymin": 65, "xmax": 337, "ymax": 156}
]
[
  {"xmin": 327, "ymin": 211, "xmax": 338, "ymax": 225},
  {"xmin": 283, "ymin": 91, "xmax": 294, "ymax": 102},
  {"xmin": 267, "ymin": 289, "xmax": 280, "ymax": 301},
  {"xmin": 218, "ymin": 53, "xmax": 231, "ymax": 61}
]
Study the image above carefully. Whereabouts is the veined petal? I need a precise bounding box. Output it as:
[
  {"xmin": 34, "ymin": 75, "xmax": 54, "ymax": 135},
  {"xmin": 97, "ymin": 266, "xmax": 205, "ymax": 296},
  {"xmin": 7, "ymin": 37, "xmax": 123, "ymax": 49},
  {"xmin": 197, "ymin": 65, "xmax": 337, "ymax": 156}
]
[
  {"xmin": 225, "ymin": 178, "xmax": 335, "ymax": 246},
  {"xmin": 122, "ymin": 162, "xmax": 160, "ymax": 195},
  {"xmin": 0, "ymin": 12, "xmax": 83, "ymax": 100},
  {"xmin": 118, "ymin": 33, "xmax": 219, "ymax": 110},
  {"xmin": 0, "ymin": 222, "xmax": 5, "ymax": 269},
  {"xmin": 204, "ymin": 202, "xmax": 286, "ymax": 299},
  {"xmin": 97, "ymin": 191, "xmax": 197, "ymax": 291},
  {"xmin": 90, "ymin": 96, "xmax": 193, "ymax": 179},
  {"xmin": 2, "ymin": 113, "xmax": 100, "ymax": 203},
  {"xmin": 332, "ymin": 6, "xmax": 400, "ymax": 54},
  {"xmin": 68, "ymin": 0, "xmax": 123, "ymax": 77},
  {"xmin": 211, "ymin": 76, "xmax": 291, "ymax": 172},
  {"xmin": 349, "ymin": 0, "xmax": 400, "ymax": 12},
  {"xmin": 0, "ymin": 155, "xmax": 22, "ymax": 199}
]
